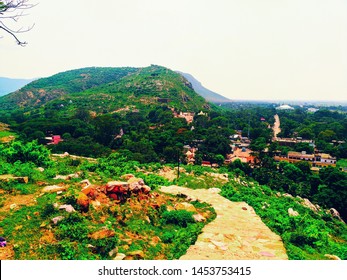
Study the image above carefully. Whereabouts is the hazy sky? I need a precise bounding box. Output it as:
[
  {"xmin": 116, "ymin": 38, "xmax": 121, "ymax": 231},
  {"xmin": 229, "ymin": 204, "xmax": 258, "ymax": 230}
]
[{"xmin": 1, "ymin": 0, "xmax": 347, "ymax": 101}]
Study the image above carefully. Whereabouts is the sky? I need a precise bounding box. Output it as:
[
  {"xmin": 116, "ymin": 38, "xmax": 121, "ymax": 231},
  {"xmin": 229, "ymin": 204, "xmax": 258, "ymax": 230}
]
[{"xmin": 1, "ymin": 0, "xmax": 347, "ymax": 102}]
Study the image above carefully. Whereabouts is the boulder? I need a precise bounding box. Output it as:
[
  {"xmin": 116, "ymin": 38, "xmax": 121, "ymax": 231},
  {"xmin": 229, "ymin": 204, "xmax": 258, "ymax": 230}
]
[
  {"xmin": 121, "ymin": 174, "xmax": 135, "ymax": 180},
  {"xmin": 127, "ymin": 250, "xmax": 145, "ymax": 259},
  {"xmin": 329, "ymin": 208, "xmax": 344, "ymax": 222},
  {"xmin": 329, "ymin": 208, "xmax": 341, "ymax": 218},
  {"xmin": 127, "ymin": 178, "xmax": 144, "ymax": 192},
  {"xmin": 302, "ymin": 198, "xmax": 319, "ymax": 212},
  {"xmin": 67, "ymin": 173, "xmax": 80, "ymax": 180},
  {"xmin": 41, "ymin": 185, "xmax": 67, "ymax": 193},
  {"xmin": 59, "ymin": 204, "xmax": 76, "ymax": 213},
  {"xmin": 54, "ymin": 173, "xmax": 79, "ymax": 181},
  {"xmin": 141, "ymin": 185, "xmax": 151, "ymax": 194},
  {"xmin": 113, "ymin": 253, "xmax": 126, "ymax": 260},
  {"xmin": 105, "ymin": 181, "xmax": 129, "ymax": 193},
  {"xmin": 108, "ymin": 248, "xmax": 118, "ymax": 258},
  {"xmin": 77, "ymin": 192, "xmax": 90, "ymax": 211},
  {"xmin": 324, "ymin": 254, "xmax": 341, "ymax": 260},
  {"xmin": 52, "ymin": 216, "xmax": 64, "ymax": 224},
  {"xmin": 288, "ymin": 208, "xmax": 299, "ymax": 217},
  {"xmin": 89, "ymin": 228, "xmax": 115, "ymax": 240},
  {"xmin": 80, "ymin": 179, "xmax": 91, "ymax": 188},
  {"xmin": 81, "ymin": 185, "xmax": 97, "ymax": 198},
  {"xmin": 175, "ymin": 202, "xmax": 197, "ymax": 213},
  {"xmin": 54, "ymin": 175, "xmax": 68, "ymax": 180},
  {"xmin": 193, "ymin": 213, "xmax": 206, "ymax": 222},
  {"xmin": 10, "ymin": 204, "xmax": 17, "ymax": 210}
]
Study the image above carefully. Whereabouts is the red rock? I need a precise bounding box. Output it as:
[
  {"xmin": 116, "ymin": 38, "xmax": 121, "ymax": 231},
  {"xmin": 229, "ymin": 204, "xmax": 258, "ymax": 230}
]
[
  {"xmin": 109, "ymin": 193, "xmax": 119, "ymax": 200},
  {"xmin": 242, "ymin": 207, "xmax": 248, "ymax": 211}
]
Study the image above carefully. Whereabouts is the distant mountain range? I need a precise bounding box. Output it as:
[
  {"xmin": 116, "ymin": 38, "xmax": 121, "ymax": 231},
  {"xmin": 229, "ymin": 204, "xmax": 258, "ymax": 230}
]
[
  {"xmin": 176, "ymin": 71, "xmax": 231, "ymax": 103},
  {"xmin": 0, "ymin": 77, "xmax": 35, "ymax": 96}
]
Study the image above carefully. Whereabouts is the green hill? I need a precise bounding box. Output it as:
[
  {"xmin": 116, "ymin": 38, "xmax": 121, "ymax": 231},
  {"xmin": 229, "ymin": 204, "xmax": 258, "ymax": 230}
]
[{"xmin": 0, "ymin": 65, "xmax": 210, "ymax": 113}]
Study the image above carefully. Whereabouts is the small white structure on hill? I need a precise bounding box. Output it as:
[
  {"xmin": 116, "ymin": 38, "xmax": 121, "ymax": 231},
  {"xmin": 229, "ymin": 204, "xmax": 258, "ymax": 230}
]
[{"xmin": 276, "ymin": 104, "xmax": 294, "ymax": 110}]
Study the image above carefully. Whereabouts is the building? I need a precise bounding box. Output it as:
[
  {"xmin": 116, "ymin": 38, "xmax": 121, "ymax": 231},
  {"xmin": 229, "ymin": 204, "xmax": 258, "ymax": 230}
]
[
  {"xmin": 227, "ymin": 147, "xmax": 256, "ymax": 165},
  {"xmin": 45, "ymin": 135, "xmax": 62, "ymax": 145},
  {"xmin": 274, "ymin": 151, "xmax": 336, "ymax": 168},
  {"xmin": 276, "ymin": 104, "xmax": 294, "ymax": 110}
]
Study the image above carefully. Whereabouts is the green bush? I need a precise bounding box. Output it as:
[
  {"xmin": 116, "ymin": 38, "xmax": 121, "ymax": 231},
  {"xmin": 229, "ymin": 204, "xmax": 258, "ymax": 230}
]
[
  {"xmin": 0, "ymin": 140, "xmax": 52, "ymax": 167},
  {"xmin": 55, "ymin": 212, "xmax": 89, "ymax": 241},
  {"xmin": 161, "ymin": 210, "xmax": 195, "ymax": 227}
]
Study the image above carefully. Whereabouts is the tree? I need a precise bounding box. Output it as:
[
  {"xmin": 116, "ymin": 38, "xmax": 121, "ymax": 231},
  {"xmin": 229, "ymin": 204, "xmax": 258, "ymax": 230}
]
[{"xmin": 0, "ymin": 0, "xmax": 34, "ymax": 45}]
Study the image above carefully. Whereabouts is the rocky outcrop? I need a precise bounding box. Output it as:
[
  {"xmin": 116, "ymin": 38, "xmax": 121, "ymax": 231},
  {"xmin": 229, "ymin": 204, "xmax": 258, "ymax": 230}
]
[
  {"xmin": 77, "ymin": 192, "xmax": 90, "ymax": 211},
  {"xmin": 104, "ymin": 178, "xmax": 151, "ymax": 201},
  {"xmin": 301, "ymin": 198, "xmax": 320, "ymax": 213},
  {"xmin": 41, "ymin": 185, "xmax": 67, "ymax": 193},
  {"xmin": 288, "ymin": 208, "xmax": 299, "ymax": 217},
  {"xmin": 59, "ymin": 204, "xmax": 76, "ymax": 213},
  {"xmin": 329, "ymin": 208, "xmax": 345, "ymax": 223},
  {"xmin": 0, "ymin": 175, "xmax": 28, "ymax": 184},
  {"xmin": 324, "ymin": 254, "xmax": 341, "ymax": 260},
  {"xmin": 54, "ymin": 173, "xmax": 80, "ymax": 181}
]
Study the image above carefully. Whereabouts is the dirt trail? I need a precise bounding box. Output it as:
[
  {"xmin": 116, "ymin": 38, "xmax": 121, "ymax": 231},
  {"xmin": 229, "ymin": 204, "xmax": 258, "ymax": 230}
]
[
  {"xmin": 160, "ymin": 186, "xmax": 288, "ymax": 260},
  {"xmin": 273, "ymin": 114, "xmax": 281, "ymax": 140},
  {"xmin": 0, "ymin": 192, "xmax": 37, "ymax": 260}
]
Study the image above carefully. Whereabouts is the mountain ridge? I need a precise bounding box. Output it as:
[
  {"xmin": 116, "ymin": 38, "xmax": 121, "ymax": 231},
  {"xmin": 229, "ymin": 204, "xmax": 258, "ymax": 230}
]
[{"xmin": 176, "ymin": 71, "xmax": 231, "ymax": 103}]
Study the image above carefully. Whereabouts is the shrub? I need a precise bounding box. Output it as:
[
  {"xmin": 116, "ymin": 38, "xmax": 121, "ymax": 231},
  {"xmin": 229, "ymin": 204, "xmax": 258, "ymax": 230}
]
[
  {"xmin": 0, "ymin": 140, "xmax": 52, "ymax": 167},
  {"xmin": 161, "ymin": 210, "xmax": 195, "ymax": 227}
]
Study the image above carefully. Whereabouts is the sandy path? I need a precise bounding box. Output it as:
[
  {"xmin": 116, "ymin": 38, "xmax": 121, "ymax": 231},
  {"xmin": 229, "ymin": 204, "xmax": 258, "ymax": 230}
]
[{"xmin": 160, "ymin": 186, "xmax": 288, "ymax": 260}]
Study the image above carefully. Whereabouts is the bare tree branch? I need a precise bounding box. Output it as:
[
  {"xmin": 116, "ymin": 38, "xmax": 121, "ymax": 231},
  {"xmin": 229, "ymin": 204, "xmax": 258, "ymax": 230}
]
[{"xmin": 0, "ymin": 0, "xmax": 35, "ymax": 45}]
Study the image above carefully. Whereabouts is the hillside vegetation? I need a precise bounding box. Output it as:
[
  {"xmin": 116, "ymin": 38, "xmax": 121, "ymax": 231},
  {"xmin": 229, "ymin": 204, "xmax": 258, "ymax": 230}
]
[
  {"xmin": 0, "ymin": 141, "xmax": 346, "ymax": 260},
  {"xmin": 0, "ymin": 65, "xmax": 209, "ymax": 113}
]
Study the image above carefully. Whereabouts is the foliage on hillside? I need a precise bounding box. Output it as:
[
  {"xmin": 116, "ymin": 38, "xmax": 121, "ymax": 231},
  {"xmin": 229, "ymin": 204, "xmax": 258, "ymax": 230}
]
[
  {"xmin": 0, "ymin": 65, "xmax": 209, "ymax": 113},
  {"xmin": 0, "ymin": 67, "xmax": 138, "ymax": 109},
  {"xmin": 221, "ymin": 178, "xmax": 347, "ymax": 260},
  {"xmin": 0, "ymin": 145, "xmax": 216, "ymax": 260},
  {"xmin": 0, "ymin": 141, "xmax": 346, "ymax": 260}
]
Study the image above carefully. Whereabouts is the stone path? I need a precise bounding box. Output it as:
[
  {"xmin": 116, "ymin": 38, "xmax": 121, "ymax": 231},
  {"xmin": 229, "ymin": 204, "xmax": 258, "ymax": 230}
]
[{"xmin": 160, "ymin": 186, "xmax": 288, "ymax": 260}]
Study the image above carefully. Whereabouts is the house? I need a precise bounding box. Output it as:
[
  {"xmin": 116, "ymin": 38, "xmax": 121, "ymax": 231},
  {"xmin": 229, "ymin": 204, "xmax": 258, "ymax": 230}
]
[{"xmin": 45, "ymin": 135, "xmax": 62, "ymax": 145}]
